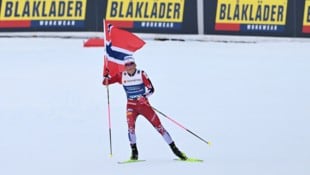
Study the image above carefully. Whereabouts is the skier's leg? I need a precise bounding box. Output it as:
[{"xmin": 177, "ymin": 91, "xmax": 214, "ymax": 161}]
[
  {"xmin": 127, "ymin": 104, "xmax": 139, "ymax": 160},
  {"xmin": 139, "ymin": 105, "xmax": 172, "ymax": 143},
  {"xmin": 139, "ymin": 104, "xmax": 188, "ymax": 160}
]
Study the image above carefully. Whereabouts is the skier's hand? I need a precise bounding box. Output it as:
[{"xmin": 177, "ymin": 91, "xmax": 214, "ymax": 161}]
[
  {"xmin": 103, "ymin": 68, "xmax": 110, "ymax": 78},
  {"xmin": 102, "ymin": 78, "xmax": 109, "ymax": 85},
  {"xmin": 137, "ymin": 96, "xmax": 148, "ymax": 105},
  {"xmin": 102, "ymin": 68, "xmax": 110, "ymax": 86}
]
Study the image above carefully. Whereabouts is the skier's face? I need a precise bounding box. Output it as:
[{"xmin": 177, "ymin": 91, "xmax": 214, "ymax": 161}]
[{"xmin": 125, "ymin": 62, "xmax": 136, "ymax": 74}]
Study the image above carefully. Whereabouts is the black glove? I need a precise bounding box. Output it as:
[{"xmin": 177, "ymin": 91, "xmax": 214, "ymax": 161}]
[{"xmin": 104, "ymin": 68, "xmax": 110, "ymax": 78}]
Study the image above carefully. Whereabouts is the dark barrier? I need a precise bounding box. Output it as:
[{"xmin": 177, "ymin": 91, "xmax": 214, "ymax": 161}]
[
  {"xmin": 204, "ymin": 0, "xmax": 296, "ymax": 37},
  {"xmin": 296, "ymin": 0, "xmax": 310, "ymax": 37},
  {"xmin": 102, "ymin": 0, "xmax": 198, "ymax": 34},
  {"xmin": 0, "ymin": 0, "xmax": 198, "ymax": 34},
  {"xmin": 0, "ymin": 0, "xmax": 309, "ymax": 38},
  {"xmin": 0, "ymin": 0, "xmax": 99, "ymax": 32}
]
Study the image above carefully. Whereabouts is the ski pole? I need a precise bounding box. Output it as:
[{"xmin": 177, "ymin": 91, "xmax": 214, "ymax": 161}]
[
  {"xmin": 151, "ymin": 106, "xmax": 211, "ymax": 145},
  {"xmin": 106, "ymin": 85, "xmax": 113, "ymax": 157}
]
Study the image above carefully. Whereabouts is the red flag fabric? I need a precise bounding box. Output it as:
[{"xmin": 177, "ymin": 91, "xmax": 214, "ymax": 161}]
[
  {"xmin": 103, "ymin": 21, "xmax": 145, "ymax": 77},
  {"xmin": 83, "ymin": 38, "xmax": 104, "ymax": 47}
]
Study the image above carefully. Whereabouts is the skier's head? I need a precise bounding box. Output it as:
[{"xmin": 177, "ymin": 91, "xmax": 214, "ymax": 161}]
[
  {"xmin": 124, "ymin": 56, "xmax": 135, "ymax": 65},
  {"xmin": 124, "ymin": 56, "xmax": 136, "ymax": 74}
]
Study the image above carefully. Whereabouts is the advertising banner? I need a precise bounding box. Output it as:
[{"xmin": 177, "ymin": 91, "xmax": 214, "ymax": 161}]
[
  {"xmin": 302, "ymin": 0, "xmax": 310, "ymax": 33},
  {"xmin": 106, "ymin": 0, "xmax": 184, "ymax": 29},
  {"xmin": 0, "ymin": 0, "xmax": 87, "ymax": 29},
  {"xmin": 104, "ymin": 0, "xmax": 198, "ymax": 34},
  {"xmin": 204, "ymin": 0, "xmax": 296, "ymax": 37},
  {"xmin": 215, "ymin": 0, "xmax": 288, "ymax": 33}
]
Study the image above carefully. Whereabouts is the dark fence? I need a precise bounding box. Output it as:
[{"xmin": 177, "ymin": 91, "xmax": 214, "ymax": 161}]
[
  {"xmin": 296, "ymin": 0, "xmax": 310, "ymax": 37},
  {"xmin": 0, "ymin": 0, "xmax": 198, "ymax": 34},
  {"xmin": 205, "ymin": 0, "xmax": 294, "ymax": 37},
  {"xmin": 0, "ymin": 0, "xmax": 309, "ymax": 37},
  {"xmin": 103, "ymin": 0, "xmax": 198, "ymax": 34},
  {"xmin": 0, "ymin": 0, "xmax": 97, "ymax": 31},
  {"xmin": 204, "ymin": 0, "xmax": 310, "ymax": 37}
]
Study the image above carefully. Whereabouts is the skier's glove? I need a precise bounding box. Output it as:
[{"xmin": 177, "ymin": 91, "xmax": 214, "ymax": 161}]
[
  {"xmin": 103, "ymin": 68, "xmax": 110, "ymax": 78},
  {"xmin": 137, "ymin": 96, "xmax": 148, "ymax": 105},
  {"xmin": 102, "ymin": 78, "xmax": 109, "ymax": 85},
  {"xmin": 102, "ymin": 68, "xmax": 110, "ymax": 85}
]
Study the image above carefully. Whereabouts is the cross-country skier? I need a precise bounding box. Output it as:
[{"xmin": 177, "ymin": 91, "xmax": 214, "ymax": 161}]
[{"xmin": 102, "ymin": 56, "xmax": 187, "ymax": 160}]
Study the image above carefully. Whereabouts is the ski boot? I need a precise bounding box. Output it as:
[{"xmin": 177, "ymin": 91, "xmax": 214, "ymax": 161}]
[
  {"xmin": 169, "ymin": 142, "xmax": 188, "ymax": 160},
  {"xmin": 130, "ymin": 143, "xmax": 138, "ymax": 160}
]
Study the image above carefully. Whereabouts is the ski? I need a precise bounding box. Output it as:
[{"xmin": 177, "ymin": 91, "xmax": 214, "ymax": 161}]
[
  {"xmin": 174, "ymin": 158, "xmax": 204, "ymax": 162},
  {"xmin": 117, "ymin": 159, "xmax": 146, "ymax": 164},
  {"xmin": 117, "ymin": 158, "xmax": 203, "ymax": 164}
]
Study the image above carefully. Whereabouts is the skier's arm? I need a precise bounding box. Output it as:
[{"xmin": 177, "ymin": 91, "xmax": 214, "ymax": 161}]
[{"xmin": 141, "ymin": 71, "xmax": 155, "ymax": 98}]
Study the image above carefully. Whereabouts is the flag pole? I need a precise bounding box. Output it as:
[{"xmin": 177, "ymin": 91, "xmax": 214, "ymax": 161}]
[
  {"xmin": 103, "ymin": 19, "xmax": 113, "ymax": 157},
  {"xmin": 106, "ymin": 83, "xmax": 113, "ymax": 157}
]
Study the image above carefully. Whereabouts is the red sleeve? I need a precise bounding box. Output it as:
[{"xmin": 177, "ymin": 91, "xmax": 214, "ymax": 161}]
[{"xmin": 142, "ymin": 71, "xmax": 155, "ymax": 97}]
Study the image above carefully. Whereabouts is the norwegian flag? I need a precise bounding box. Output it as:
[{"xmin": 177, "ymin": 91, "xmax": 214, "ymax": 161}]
[{"xmin": 103, "ymin": 21, "xmax": 145, "ymax": 77}]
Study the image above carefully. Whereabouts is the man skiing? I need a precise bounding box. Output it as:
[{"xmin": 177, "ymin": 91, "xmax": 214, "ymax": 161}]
[{"xmin": 102, "ymin": 56, "xmax": 187, "ymax": 161}]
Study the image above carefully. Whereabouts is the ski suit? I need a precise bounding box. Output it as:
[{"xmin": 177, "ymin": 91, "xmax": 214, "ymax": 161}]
[{"xmin": 103, "ymin": 69, "xmax": 173, "ymax": 145}]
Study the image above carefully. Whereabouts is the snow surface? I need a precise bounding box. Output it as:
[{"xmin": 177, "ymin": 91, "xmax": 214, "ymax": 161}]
[{"xmin": 0, "ymin": 37, "xmax": 310, "ymax": 175}]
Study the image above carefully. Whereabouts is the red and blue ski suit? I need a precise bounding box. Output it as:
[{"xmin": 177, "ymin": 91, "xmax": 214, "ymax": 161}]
[{"xmin": 103, "ymin": 69, "xmax": 173, "ymax": 145}]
